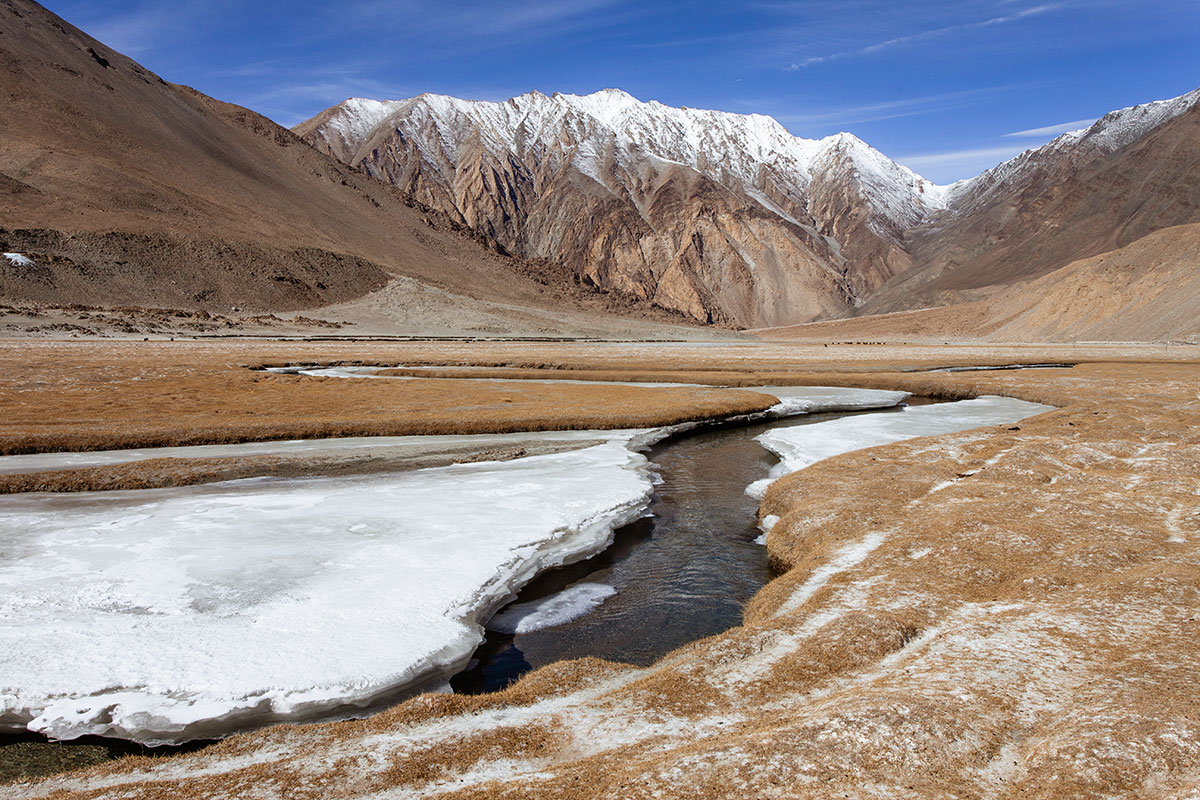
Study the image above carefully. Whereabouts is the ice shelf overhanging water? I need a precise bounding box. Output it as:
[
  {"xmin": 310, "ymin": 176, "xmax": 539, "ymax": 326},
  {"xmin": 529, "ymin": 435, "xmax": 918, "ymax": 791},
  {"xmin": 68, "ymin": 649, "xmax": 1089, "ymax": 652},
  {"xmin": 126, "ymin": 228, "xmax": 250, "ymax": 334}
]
[{"xmin": 2, "ymin": 386, "xmax": 1040, "ymax": 746}]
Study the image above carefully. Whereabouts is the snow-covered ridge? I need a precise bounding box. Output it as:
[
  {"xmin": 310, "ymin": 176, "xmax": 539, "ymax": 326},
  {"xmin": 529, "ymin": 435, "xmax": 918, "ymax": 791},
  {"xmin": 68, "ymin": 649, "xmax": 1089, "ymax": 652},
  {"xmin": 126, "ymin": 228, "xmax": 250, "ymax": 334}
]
[
  {"xmin": 324, "ymin": 97, "xmax": 407, "ymax": 146},
  {"xmin": 947, "ymin": 87, "xmax": 1200, "ymax": 207},
  {"xmin": 313, "ymin": 86, "xmax": 1200, "ymax": 227},
  {"xmin": 1057, "ymin": 87, "xmax": 1200, "ymax": 155},
  {"xmin": 314, "ymin": 88, "xmax": 948, "ymax": 227}
]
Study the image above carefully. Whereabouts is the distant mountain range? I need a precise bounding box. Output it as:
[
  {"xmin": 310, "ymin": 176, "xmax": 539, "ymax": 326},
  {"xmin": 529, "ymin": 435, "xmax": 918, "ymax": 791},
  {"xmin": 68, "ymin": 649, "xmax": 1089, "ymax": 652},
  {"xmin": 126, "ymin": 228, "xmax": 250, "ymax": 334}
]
[
  {"xmin": 2, "ymin": 0, "xmax": 1197, "ymax": 341},
  {"xmin": 298, "ymin": 87, "xmax": 1200, "ymax": 334}
]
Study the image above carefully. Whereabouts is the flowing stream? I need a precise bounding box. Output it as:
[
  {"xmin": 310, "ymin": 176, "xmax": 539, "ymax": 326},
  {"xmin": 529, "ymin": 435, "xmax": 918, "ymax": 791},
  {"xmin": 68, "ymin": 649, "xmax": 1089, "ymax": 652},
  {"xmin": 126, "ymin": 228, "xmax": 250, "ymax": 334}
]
[
  {"xmin": 1, "ymin": 385, "xmax": 1063, "ymax": 779},
  {"xmin": 451, "ymin": 402, "xmax": 926, "ymax": 693}
]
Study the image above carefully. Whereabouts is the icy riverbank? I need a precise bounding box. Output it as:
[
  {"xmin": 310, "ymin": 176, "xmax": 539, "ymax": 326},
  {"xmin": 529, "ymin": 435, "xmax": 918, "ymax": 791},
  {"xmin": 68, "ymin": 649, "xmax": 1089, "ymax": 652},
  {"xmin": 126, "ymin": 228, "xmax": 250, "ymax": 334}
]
[
  {"xmin": 747, "ymin": 395, "xmax": 1054, "ymax": 501},
  {"xmin": 0, "ymin": 386, "xmax": 907, "ymax": 745},
  {"xmin": 0, "ymin": 441, "xmax": 654, "ymax": 745}
]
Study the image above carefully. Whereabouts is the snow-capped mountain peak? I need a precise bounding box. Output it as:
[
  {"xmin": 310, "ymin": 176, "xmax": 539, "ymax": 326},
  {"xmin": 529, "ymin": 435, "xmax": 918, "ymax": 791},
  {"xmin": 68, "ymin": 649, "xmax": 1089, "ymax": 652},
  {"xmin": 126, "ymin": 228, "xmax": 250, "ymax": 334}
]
[
  {"xmin": 295, "ymin": 87, "xmax": 964, "ymax": 325},
  {"xmin": 308, "ymin": 88, "xmax": 944, "ymax": 232},
  {"xmin": 295, "ymin": 86, "xmax": 1199, "ymax": 328},
  {"xmin": 1068, "ymin": 87, "xmax": 1200, "ymax": 153},
  {"xmin": 946, "ymin": 87, "xmax": 1200, "ymax": 210}
]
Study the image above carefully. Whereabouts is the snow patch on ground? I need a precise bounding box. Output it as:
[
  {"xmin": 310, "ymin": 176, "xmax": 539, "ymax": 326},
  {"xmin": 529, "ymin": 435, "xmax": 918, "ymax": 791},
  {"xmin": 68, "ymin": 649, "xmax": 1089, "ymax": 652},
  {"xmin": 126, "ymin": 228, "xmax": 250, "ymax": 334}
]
[
  {"xmin": 750, "ymin": 386, "xmax": 909, "ymax": 417},
  {"xmin": 3, "ymin": 252, "xmax": 34, "ymax": 267}
]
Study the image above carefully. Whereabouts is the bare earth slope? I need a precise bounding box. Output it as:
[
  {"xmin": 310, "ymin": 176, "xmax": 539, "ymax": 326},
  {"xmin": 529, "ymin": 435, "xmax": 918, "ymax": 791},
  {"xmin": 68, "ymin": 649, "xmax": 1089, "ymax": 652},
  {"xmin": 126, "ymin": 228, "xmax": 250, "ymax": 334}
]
[
  {"xmin": 860, "ymin": 91, "xmax": 1200, "ymax": 315},
  {"xmin": 755, "ymin": 221, "xmax": 1200, "ymax": 343},
  {"xmin": 0, "ymin": 0, "xmax": 692, "ymax": 334},
  {"xmin": 4, "ymin": 342, "xmax": 1198, "ymax": 798}
]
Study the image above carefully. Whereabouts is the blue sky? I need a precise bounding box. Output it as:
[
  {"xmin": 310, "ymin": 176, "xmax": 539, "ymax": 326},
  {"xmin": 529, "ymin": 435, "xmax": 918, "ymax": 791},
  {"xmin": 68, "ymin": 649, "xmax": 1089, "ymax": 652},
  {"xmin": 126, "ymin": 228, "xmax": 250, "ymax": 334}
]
[{"xmin": 41, "ymin": 0, "xmax": 1200, "ymax": 183}]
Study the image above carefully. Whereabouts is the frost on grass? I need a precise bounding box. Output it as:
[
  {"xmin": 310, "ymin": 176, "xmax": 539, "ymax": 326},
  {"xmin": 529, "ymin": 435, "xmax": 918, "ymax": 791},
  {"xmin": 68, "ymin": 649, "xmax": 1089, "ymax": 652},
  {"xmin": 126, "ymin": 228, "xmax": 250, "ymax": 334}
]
[{"xmin": 0, "ymin": 442, "xmax": 653, "ymax": 745}]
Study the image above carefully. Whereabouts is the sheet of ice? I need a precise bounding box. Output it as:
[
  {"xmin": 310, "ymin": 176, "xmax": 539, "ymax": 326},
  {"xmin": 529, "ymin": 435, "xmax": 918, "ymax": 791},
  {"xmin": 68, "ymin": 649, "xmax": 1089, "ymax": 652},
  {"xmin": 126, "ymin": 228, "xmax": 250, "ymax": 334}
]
[
  {"xmin": 269, "ymin": 364, "xmax": 707, "ymax": 387},
  {"xmin": 0, "ymin": 442, "xmax": 653, "ymax": 745},
  {"xmin": 924, "ymin": 363, "xmax": 1073, "ymax": 373},
  {"xmin": 487, "ymin": 583, "xmax": 617, "ymax": 634},
  {"xmin": 0, "ymin": 381, "xmax": 911, "ymax": 745},
  {"xmin": 0, "ymin": 430, "xmax": 626, "ymax": 474},
  {"xmin": 746, "ymin": 396, "xmax": 1052, "ymax": 499},
  {"xmin": 749, "ymin": 386, "xmax": 909, "ymax": 416}
]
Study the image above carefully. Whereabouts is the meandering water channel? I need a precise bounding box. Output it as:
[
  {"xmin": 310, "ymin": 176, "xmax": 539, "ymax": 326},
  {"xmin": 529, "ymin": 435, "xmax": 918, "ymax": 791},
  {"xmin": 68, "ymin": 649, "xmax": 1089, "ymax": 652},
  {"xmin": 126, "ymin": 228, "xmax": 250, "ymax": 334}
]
[
  {"xmin": 0, "ymin": 371, "xmax": 1055, "ymax": 782},
  {"xmin": 452, "ymin": 401, "xmax": 928, "ymax": 693}
]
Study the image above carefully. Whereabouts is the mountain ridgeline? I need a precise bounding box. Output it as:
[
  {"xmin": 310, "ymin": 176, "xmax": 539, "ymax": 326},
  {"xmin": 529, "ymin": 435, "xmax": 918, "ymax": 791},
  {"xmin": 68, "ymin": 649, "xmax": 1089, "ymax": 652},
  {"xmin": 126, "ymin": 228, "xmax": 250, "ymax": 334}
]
[
  {"xmin": 2, "ymin": 0, "xmax": 1197, "ymax": 340},
  {"xmin": 0, "ymin": 0, "xmax": 688, "ymax": 337},
  {"xmin": 297, "ymin": 88, "xmax": 1200, "ymax": 330}
]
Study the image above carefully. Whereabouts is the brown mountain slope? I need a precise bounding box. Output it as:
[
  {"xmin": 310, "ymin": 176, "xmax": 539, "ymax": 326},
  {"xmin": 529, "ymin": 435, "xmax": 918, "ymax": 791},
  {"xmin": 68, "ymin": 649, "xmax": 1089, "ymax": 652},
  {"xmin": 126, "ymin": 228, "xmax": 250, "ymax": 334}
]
[
  {"xmin": 755, "ymin": 222, "xmax": 1200, "ymax": 343},
  {"xmin": 298, "ymin": 87, "xmax": 1199, "ymax": 336},
  {"xmin": 861, "ymin": 97, "xmax": 1200, "ymax": 315},
  {"xmin": 0, "ymin": 0, "xmax": 657, "ymax": 324}
]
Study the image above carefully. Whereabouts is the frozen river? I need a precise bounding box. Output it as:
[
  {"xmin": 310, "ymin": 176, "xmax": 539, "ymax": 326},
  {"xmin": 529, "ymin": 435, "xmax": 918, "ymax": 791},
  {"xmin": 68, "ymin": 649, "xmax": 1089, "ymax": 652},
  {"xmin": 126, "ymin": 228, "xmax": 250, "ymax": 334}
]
[{"xmin": 0, "ymin": 386, "xmax": 1050, "ymax": 745}]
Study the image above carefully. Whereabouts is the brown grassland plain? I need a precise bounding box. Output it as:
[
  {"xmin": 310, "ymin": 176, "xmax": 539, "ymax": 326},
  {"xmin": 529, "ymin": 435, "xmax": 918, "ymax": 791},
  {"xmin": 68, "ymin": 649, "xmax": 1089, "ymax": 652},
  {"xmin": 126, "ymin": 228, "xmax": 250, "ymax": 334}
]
[
  {"xmin": 3, "ymin": 339, "xmax": 1199, "ymax": 798},
  {"xmin": 0, "ymin": 341, "xmax": 780, "ymax": 456}
]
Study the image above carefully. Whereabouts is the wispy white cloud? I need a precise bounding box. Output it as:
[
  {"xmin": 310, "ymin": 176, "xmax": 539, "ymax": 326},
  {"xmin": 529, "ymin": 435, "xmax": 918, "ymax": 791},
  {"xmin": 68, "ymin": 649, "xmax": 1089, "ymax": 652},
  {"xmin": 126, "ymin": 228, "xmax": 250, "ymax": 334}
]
[
  {"xmin": 785, "ymin": 3, "xmax": 1065, "ymax": 69},
  {"xmin": 732, "ymin": 84, "xmax": 1023, "ymax": 131},
  {"xmin": 70, "ymin": 7, "xmax": 177, "ymax": 55},
  {"xmin": 1004, "ymin": 117, "xmax": 1096, "ymax": 136},
  {"xmin": 60, "ymin": 0, "xmax": 219, "ymax": 58},
  {"xmin": 900, "ymin": 144, "xmax": 1031, "ymax": 167},
  {"xmin": 344, "ymin": 0, "xmax": 638, "ymax": 44}
]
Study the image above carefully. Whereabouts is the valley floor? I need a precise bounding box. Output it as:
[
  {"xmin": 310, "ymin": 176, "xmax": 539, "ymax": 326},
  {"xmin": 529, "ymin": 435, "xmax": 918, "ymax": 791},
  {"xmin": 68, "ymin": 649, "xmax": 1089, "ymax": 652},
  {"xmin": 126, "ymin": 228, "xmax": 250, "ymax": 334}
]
[{"xmin": 2, "ymin": 339, "xmax": 1199, "ymax": 798}]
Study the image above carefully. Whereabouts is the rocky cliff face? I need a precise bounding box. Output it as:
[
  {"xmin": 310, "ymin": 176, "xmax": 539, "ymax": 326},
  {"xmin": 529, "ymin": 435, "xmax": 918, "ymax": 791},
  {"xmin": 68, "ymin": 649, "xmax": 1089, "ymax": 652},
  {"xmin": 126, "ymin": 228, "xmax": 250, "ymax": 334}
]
[
  {"xmin": 296, "ymin": 90, "xmax": 944, "ymax": 327},
  {"xmin": 297, "ymin": 86, "xmax": 1200, "ymax": 329}
]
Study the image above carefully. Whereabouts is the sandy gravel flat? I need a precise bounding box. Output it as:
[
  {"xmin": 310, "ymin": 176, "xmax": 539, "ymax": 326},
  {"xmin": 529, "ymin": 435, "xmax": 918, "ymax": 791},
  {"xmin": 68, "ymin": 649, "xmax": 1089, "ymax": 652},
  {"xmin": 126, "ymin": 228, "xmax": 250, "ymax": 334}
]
[{"xmin": 3, "ymin": 339, "xmax": 1199, "ymax": 798}]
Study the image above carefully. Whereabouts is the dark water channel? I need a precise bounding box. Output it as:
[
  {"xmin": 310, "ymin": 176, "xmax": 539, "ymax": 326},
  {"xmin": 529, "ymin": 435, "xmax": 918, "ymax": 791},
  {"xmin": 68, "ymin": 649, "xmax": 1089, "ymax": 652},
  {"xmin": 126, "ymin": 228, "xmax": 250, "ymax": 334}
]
[{"xmin": 451, "ymin": 401, "xmax": 923, "ymax": 693}]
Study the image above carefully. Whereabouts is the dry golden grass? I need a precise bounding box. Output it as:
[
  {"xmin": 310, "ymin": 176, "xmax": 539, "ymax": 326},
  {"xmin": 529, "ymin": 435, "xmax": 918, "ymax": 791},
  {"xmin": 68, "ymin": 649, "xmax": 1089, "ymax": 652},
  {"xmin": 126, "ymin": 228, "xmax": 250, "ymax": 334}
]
[
  {"xmin": 0, "ymin": 341, "xmax": 776, "ymax": 455},
  {"xmin": 6, "ymin": 341, "xmax": 1200, "ymax": 799}
]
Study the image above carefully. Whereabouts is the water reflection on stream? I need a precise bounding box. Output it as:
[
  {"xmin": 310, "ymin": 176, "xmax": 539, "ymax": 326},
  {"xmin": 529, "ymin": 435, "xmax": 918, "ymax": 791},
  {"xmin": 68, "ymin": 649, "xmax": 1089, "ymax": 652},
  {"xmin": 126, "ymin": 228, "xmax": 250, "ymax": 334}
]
[{"xmin": 452, "ymin": 401, "xmax": 925, "ymax": 693}]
